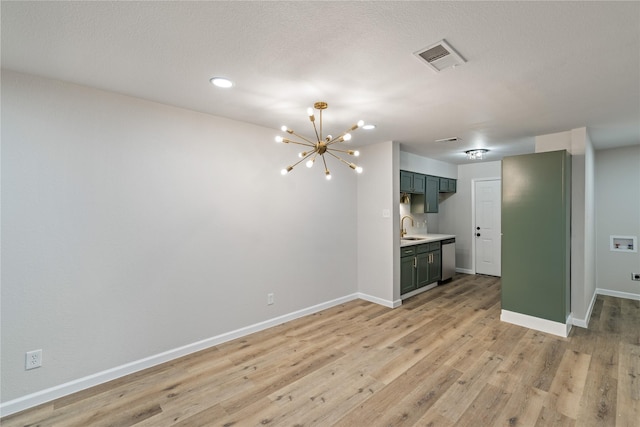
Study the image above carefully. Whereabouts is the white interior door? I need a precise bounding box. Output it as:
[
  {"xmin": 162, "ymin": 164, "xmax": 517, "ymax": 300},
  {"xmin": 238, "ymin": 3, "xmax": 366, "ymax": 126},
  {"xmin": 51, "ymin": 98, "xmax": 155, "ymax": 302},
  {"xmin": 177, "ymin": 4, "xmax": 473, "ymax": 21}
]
[{"xmin": 475, "ymin": 179, "xmax": 501, "ymax": 276}]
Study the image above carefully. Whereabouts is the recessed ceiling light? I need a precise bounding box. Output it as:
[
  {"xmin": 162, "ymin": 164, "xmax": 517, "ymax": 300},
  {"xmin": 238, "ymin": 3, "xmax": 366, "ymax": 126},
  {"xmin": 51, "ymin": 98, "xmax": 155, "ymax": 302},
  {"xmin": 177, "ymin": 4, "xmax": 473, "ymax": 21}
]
[
  {"xmin": 362, "ymin": 124, "xmax": 376, "ymax": 130},
  {"xmin": 210, "ymin": 77, "xmax": 234, "ymax": 88}
]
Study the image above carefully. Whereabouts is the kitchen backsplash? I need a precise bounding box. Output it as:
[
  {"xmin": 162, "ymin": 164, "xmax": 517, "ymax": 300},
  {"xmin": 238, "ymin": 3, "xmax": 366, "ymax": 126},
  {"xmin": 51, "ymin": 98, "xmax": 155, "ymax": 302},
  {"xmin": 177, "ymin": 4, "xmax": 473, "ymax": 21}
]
[{"xmin": 400, "ymin": 202, "xmax": 439, "ymax": 235}]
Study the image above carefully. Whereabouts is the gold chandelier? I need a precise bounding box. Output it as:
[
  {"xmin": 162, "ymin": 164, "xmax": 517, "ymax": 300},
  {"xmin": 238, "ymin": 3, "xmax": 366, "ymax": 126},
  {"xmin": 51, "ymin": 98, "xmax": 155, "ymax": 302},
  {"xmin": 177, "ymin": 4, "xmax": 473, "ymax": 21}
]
[{"xmin": 276, "ymin": 102, "xmax": 364, "ymax": 180}]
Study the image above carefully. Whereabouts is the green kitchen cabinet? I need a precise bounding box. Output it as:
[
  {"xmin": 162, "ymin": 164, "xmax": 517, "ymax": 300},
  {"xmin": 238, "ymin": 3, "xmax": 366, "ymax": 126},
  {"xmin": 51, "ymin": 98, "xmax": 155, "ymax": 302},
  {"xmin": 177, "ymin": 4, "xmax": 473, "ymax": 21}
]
[
  {"xmin": 400, "ymin": 171, "xmax": 425, "ymax": 194},
  {"xmin": 439, "ymin": 178, "xmax": 457, "ymax": 193},
  {"xmin": 448, "ymin": 179, "xmax": 456, "ymax": 193},
  {"xmin": 428, "ymin": 248, "xmax": 441, "ymax": 283},
  {"xmin": 415, "ymin": 252, "xmax": 430, "ymax": 288},
  {"xmin": 400, "ymin": 247, "xmax": 417, "ymax": 294},
  {"xmin": 402, "ymin": 242, "xmax": 442, "ymax": 294},
  {"xmin": 501, "ymin": 150, "xmax": 571, "ymax": 324},
  {"xmin": 425, "ymin": 176, "xmax": 439, "ymax": 213}
]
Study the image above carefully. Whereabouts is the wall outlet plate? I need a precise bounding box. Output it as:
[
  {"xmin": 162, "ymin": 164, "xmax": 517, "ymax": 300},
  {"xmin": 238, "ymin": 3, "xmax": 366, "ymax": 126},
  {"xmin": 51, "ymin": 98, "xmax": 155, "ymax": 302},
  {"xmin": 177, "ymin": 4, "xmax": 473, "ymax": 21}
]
[{"xmin": 25, "ymin": 349, "xmax": 42, "ymax": 370}]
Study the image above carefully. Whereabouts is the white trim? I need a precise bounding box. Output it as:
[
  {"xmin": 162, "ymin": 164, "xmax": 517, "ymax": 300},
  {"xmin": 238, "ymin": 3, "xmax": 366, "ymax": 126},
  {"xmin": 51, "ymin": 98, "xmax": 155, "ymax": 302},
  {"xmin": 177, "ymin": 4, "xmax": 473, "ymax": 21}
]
[
  {"xmin": 357, "ymin": 292, "xmax": 401, "ymax": 308},
  {"xmin": 399, "ymin": 282, "xmax": 438, "ymax": 301},
  {"xmin": 501, "ymin": 309, "xmax": 572, "ymax": 338},
  {"xmin": 572, "ymin": 290, "xmax": 598, "ymax": 328},
  {"xmin": 596, "ymin": 288, "xmax": 640, "ymax": 301},
  {"xmin": 456, "ymin": 267, "xmax": 474, "ymax": 275},
  {"xmin": 0, "ymin": 293, "xmax": 360, "ymax": 417}
]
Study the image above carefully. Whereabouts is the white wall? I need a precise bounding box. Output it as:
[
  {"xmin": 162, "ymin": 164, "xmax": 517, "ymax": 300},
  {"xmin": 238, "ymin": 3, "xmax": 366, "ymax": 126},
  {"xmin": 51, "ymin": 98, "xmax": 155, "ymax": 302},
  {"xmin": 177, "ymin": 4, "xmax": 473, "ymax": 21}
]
[
  {"xmin": 1, "ymin": 71, "xmax": 359, "ymax": 406},
  {"xmin": 595, "ymin": 145, "xmax": 640, "ymax": 297},
  {"xmin": 439, "ymin": 161, "xmax": 502, "ymax": 272},
  {"xmin": 534, "ymin": 128, "xmax": 597, "ymax": 326},
  {"xmin": 357, "ymin": 141, "xmax": 398, "ymax": 306}
]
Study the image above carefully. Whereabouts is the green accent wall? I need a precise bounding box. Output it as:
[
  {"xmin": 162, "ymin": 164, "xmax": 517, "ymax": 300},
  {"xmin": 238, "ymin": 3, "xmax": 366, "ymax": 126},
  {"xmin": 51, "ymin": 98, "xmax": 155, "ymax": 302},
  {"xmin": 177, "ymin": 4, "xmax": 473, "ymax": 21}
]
[{"xmin": 501, "ymin": 150, "xmax": 571, "ymax": 323}]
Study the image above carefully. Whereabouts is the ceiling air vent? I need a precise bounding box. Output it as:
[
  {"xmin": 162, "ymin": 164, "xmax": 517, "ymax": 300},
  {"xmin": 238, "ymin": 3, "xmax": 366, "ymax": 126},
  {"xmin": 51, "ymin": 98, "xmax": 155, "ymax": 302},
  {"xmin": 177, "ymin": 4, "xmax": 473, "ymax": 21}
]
[
  {"xmin": 414, "ymin": 40, "xmax": 466, "ymax": 72},
  {"xmin": 435, "ymin": 137, "xmax": 460, "ymax": 143}
]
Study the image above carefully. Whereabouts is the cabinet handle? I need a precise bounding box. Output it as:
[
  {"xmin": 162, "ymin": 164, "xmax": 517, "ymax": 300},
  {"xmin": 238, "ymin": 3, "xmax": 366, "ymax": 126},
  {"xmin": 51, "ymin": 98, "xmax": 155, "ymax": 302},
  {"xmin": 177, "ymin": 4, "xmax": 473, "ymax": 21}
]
[{"xmin": 413, "ymin": 257, "xmax": 417, "ymax": 268}]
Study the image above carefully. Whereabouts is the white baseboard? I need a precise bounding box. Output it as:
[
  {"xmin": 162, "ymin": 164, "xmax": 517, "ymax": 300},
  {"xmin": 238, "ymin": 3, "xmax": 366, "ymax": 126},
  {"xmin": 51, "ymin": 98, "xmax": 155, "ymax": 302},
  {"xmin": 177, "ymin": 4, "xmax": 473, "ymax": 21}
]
[
  {"xmin": 596, "ymin": 288, "xmax": 640, "ymax": 301},
  {"xmin": 357, "ymin": 292, "xmax": 401, "ymax": 308},
  {"xmin": 399, "ymin": 282, "xmax": 438, "ymax": 301},
  {"xmin": 572, "ymin": 290, "xmax": 598, "ymax": 328},
  {"xmin": 0, "ymin": 293, "xmax": 360, "ymax": 417},
  {"xmin": 501, "ymin": 309, "xmax": 572, "ymax": 338},
  {"xmin": 456, "ymin": 267, "xmax": 474, "ymax": 275}
]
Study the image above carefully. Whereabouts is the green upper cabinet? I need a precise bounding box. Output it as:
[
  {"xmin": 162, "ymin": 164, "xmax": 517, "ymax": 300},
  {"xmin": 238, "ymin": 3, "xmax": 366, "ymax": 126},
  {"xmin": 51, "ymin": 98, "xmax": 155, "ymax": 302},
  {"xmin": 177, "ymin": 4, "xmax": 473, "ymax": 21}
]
[
  {"xmin": 425, "ymin": 176, "xmax": 439, "ymax": 213},
  {"xmin": 439, "ymin": 178, "xmax": 448, "ymax": 192},
  {"xmin": 439, "ymin": 177, "xmax": 457, "ymax": 193},
  {"xmin": 400, "ymin": 171, "xmax": 425, "ymax": 194}
]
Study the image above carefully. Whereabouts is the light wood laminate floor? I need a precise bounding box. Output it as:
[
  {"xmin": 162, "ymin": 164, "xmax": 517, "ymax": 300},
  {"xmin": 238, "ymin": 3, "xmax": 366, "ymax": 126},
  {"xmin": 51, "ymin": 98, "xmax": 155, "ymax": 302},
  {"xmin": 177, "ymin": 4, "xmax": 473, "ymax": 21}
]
[{"xmin": 2, "ymin": 274, "xmax": 639, "ymax": 426}]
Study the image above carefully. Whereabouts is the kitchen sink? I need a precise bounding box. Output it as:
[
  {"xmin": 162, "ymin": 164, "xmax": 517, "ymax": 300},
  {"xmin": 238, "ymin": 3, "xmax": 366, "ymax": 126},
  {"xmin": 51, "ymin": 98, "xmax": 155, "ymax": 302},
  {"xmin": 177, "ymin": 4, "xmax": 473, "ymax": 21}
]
[{"xmin": 402, "ymin": 236, "xmax": 426, "ymax": 241}]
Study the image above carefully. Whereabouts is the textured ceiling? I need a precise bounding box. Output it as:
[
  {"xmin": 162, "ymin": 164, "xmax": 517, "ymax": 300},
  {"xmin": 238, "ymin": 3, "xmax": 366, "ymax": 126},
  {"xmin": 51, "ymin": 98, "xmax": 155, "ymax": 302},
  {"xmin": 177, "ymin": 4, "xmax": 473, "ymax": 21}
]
[{"xmin": 2, "ymin": 1, "xmax": 639, "ymax": 164}]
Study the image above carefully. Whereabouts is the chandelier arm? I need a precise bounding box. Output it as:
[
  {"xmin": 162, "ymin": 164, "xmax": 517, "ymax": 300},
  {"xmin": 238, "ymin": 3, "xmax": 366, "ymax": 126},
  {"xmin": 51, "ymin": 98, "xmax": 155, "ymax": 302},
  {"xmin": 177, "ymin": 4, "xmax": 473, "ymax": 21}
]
[
  {"xmin": 321, "ymin": 154, "xmax": 330, "ymax": 173},
  {"xmin": 327, "ymin": 147, "xmax": 356, "ymax": 155},
  {"xmin": 288, "ymin": 149, "xmax": 319, "ymax": 170},
  {"xmin": 284, "ymin": 139, "xmax": 317, "ymax": 148},
  {"xmin": 325, "ymin": 150, "xmax": 354, "ymax": 166},
  {"xmin": 287, "ymin": 131, "xmax": 317, "ymax": 145},
  {"xmin": 310, "ymin": 119, "xmax": 321, "ymax": 144}
]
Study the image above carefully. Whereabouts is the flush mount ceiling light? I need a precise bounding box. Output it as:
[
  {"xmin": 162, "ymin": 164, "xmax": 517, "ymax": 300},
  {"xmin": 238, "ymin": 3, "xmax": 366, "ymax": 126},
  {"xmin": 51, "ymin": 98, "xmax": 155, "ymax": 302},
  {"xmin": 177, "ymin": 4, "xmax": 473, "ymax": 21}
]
[
  {"xmin": 465, "ymin": 149, "xmax": 489, "ymax": 160},
  {"xmin": 209, "ymin": 77, "xmax": 234, "ymax": 88},
  {"xmin": 276, "ymin": 102, "xmax": 364, "ymax": 180}
]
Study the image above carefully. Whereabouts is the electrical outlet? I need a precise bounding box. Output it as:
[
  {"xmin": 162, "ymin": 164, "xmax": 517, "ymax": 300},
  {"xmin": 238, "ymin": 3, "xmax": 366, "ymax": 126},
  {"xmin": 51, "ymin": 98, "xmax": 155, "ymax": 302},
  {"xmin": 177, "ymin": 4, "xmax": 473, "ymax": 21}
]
[
  {"xmin": 632, "ymin": 273, "xmax": 640, "ymax": 281},
  {"xmin": 267, "ymin": 293, "xmax": 274, "ymax": 305},
  {"xmin": 25, "ymin": 349, "xmax": 42, "ymax": 370}
]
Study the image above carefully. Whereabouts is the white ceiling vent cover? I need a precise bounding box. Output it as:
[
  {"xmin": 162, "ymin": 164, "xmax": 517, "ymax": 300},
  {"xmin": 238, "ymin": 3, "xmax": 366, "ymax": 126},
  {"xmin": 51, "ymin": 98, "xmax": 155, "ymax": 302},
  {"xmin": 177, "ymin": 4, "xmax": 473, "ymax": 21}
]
[{"xmin": 414, "ymin": 40, "xmax": 466, "ymax": 72}]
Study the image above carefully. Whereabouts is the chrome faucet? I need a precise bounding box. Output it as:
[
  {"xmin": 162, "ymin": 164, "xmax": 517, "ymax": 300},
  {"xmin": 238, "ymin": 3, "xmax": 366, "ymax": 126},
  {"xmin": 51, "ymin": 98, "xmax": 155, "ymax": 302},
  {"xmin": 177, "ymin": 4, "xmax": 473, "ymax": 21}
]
[{"xmin": 400, "ymin": 215, "xmax": 414, "ymax": 238}]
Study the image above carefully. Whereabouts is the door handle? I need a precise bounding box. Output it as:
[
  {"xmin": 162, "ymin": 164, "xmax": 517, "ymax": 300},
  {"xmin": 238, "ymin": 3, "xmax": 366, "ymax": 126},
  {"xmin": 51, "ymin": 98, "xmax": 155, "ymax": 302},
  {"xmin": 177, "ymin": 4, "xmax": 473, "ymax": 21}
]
[
  {"xmin": 476, "ymin": 233, "xmax": 481, "ymax": 237},
  {"xmin": 476, "ymin": 226, "xmax": 480, "ymax": 230}
]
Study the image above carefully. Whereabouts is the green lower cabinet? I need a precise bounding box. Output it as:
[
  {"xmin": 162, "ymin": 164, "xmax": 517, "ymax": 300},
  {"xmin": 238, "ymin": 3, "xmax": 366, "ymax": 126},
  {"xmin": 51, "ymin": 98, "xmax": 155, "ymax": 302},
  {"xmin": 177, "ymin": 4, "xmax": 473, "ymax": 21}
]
[
  {"xmin": 415, "ymin": 252, "xmax": 430, "ymax": 288},
  {"xmin": 428, "ymin": 249, "xmax": 441, "ymax": 283},
  {"xmin": 400, "ymin": 255, "xmax": 416, "ymax": 294},
  {"xmin": 401, "ymin": 242, "xmax": 442, "ymax": 295}
]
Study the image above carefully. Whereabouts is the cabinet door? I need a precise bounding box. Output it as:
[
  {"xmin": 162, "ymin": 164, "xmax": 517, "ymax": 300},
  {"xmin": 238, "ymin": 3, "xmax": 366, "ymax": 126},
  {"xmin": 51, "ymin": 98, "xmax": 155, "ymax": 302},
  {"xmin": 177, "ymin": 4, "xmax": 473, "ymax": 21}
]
[
  {"xmin": 400, "ymin": 171, "xmax": 413, "ymax": 193},
  {"xmin": 448, "ymin": 179, "xmax": 457, "ymax": 193},
  {"xmin": 400, "ymin": 256, "xmax": 416, "ymax": 294},
  {"xmin": 416, "ymin": 252, "xmax": 430, "ymax": 288},
  {"xmin": 439, "ymin": 178, "xmax": 449, "ymax": 192},
  {"xmin": 425, "ymin": 176, "xmax": 439, "ymax": 213},
  {"xmin": 413, "ymin": 174, "xmax": 426, "ymax": 194},
  {"xmin": 428, "ymin": 249, "xmax": 442, "ymax": 283}
]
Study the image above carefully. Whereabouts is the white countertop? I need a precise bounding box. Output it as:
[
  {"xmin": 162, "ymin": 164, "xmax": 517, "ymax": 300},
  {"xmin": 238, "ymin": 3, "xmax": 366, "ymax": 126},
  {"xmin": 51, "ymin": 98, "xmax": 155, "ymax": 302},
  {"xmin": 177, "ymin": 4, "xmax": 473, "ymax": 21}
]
[{"xmin": 400, "ymin": 234, "xmax": 456, "ymax": 247}]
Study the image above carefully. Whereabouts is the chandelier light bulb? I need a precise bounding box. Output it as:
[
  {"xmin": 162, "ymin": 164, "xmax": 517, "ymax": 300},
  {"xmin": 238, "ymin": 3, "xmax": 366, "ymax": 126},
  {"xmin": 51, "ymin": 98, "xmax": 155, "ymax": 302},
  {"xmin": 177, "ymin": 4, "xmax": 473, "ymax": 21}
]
[
  {"xmin": 298, "ymin": 152, "xmax": 306, "ymax": 158},
  {"xmin": 325, "ymin": 171, "xmax": 332, "ymax": 180},
  {"xmin": 306, "ymin": 159, "xmax": 314, "ymax": 168},
  {"xmin": 353, "ymin": 150, "xmax": 360, "ymax": 157},
  {"xmin": 281, "ymin": 168, "xmax": 288, "ymax": 175},
  {"xmin": 275, "ymin": 136, "xmax": 283, "ymax": 143},
  {"xmin": 343, "ymin": 133, "xmax": 352, "ymax": 141},
  {"xmin": 281, "ymin": 125, "xmax": 288, "ymax": 132},
  {"xmin": 356, "ymin": 166, "xmax": 363, "ymax": 174},
  {"xmin": 357, "ymin": 120, "xmax": 364, "ymax": 128}
]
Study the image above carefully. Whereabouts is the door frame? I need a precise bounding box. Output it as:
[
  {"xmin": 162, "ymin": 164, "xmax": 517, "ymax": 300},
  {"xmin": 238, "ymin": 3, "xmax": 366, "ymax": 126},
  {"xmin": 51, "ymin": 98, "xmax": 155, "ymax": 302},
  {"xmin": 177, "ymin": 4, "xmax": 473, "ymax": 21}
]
[{"xmin": 471, "ymin": 177, "xmax": 501, "ymax": 275}]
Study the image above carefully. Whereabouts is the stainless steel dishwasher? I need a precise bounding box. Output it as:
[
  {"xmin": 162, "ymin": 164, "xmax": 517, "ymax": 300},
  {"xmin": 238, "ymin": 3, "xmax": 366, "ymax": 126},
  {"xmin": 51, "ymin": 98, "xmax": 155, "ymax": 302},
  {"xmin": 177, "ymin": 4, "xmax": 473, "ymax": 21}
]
[{"xmin": 441, "ymin": 238, "xmax": 455, "ymax": 281}]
